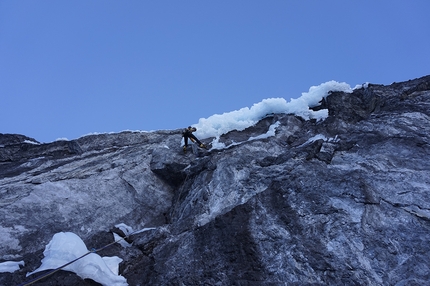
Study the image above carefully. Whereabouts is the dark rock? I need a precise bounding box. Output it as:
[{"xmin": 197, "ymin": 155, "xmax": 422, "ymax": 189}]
[
  {"xmin": 149, "ymin": 147, "xmax": 188, "ymax": 186},
  {"xmin": 0, "ymin": 133, "xmax": 39, "ymax": 146}
]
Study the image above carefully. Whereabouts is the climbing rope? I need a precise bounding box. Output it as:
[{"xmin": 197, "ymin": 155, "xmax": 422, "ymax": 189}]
[{"xmin": 18, "ymin": 228, "xmax": 142, "ymax": 286}]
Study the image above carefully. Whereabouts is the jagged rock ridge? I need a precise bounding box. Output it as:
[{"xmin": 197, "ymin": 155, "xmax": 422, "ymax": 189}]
[{"xmin": 1, "ymin": 75, "xmax": 430, "ymax": 285}]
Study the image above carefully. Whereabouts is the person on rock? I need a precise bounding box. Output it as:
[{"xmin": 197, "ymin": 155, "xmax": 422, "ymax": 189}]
[{"xmin": 182, "ymin": 126, "xmax": 206, "ymax": 153}]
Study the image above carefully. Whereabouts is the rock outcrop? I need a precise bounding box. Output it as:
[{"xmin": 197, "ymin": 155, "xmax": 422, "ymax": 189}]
[{"xmin": 1, "ymin": 75, "xmax": 430, "ymax": 285}]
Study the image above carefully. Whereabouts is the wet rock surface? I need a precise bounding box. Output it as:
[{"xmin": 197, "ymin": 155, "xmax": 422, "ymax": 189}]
[{"xmin": 1, "ymin": 75, "xmax": 430, "ymax": 285}]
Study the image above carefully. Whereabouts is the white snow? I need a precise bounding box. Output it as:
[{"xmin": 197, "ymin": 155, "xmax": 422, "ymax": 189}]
[
  {"xmin": 115, "ymin": 223, "xmax": 135, "ymax": 235},
  {"xmin": 114, "ymin": 223, "xmax": 156, "ymax": 236},
  {"xmin": 177, "ymin": 80, "xmax": 352, "ymax": 150},
  {"xmin": 27, "ymin": 232, "xmax": 128, "ymax": 286},
  {"xmin": 23, "ymin": 140, "xmax": 40, "ymax": 145},
  {"xmin": 298, "ymin": 134, "xmax": 328, "ymax": 147},
  {"xmin": 193, "ymin": 80, "xmax": 352, "ymax": 140},
  {"xmin": 0, "ymin": 260, "xmax": 24, "ymax": 273},
  {"xmin": 210, "ymin": 121, "xmax": 282, "ymax": 150},
  {"xmin": 248, "ymin": 121, "xmax": 280, "ymax": 141},
  {"xmin": 113, "ymin": 233, "xmax": 132, "ymax": 248},
  {"xmin": 113, "ymin": 223, "xmax": 156, "ymax": 248}
]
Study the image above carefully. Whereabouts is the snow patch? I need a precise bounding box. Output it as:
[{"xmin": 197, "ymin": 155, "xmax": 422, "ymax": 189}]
[
  {"xmin": 298, "ymin": 134, "xmax": 328, "ymax": 147},
  {"xmin": 27, "ymin": 232, "xmax": 128, "ymax": 286},
  {"xmin": 210, "ymin": 121, "xmax": 281, "ymax": 150},
  {"xmin": 113, "ymin": 223, "xmax": 156, "ymax": 248},
  {"xmin": 113, "ymin": 233, "xmax": 132, "ymax": 248},
  {"xmin": 194, "ymin": 80, "xmax": 352, "ymax": 140},
  {"xmin": 23, "ymin": 140, "xmax": 40, "ymax": 145},
  {"xmin": 115, "ymin": 223, "xmax": 135, "ymax": 235},
  {"xmin": 248, "ymin": 121, "xmax": 280, "ymax": 141},
  {"xmin": 0, "ymin": 260, "xmax": 24, "ymax": 273},
  {"xmin": 114, "ymin": 223, "xmax": 156, "ymax": 236}
]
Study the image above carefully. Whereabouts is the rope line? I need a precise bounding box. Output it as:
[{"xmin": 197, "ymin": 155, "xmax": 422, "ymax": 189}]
[
  {"xmin": 18, "ymin": 229, "xmax": 142, "ymax": 286},
  {"xmin": 18, "ymin": 251, "xmax": 93, "ymax": 286}
]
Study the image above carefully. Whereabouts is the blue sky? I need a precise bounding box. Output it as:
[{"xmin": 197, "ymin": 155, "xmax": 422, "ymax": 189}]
[{"xmin": 1, "ymin": 1, "xmax": 429, "ymax": 143}]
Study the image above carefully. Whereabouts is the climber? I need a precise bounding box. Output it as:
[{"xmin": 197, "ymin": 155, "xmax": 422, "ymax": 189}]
[{"xmin": 182, "ymin": 126, "xmax": 206, "ymax": 153}]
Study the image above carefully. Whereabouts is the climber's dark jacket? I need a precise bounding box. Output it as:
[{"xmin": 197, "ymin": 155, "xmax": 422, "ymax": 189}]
[{"xmin": 182, "ymin": 127, "xmax": 203, "ymax": 147}]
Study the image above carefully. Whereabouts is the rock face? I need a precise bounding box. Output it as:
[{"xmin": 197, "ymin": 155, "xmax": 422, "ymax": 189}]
[{"xmin": 1, "ymin": 75, "xmax": 430, "ymax": 285}]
